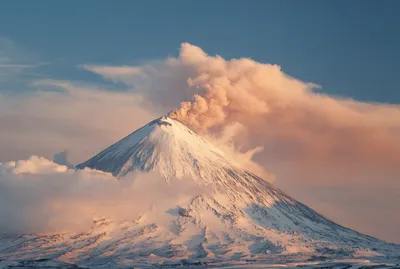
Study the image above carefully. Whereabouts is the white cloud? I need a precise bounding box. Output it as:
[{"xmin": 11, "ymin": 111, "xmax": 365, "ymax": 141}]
[{"xmin": 0, "ymin": 156, "xmax": 206, "ymax": 234}]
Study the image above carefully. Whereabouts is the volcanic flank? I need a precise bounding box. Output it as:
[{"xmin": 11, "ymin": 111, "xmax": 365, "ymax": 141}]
[
  {"xmin": 1, "ymin": 116, "xmax": 398, "ymax": 268},
  {"xmin": 77, "ymin": 117, "xmax": 398, "ymax": 254}
]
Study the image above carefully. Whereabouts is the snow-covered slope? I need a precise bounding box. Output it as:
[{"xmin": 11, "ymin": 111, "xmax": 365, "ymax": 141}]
[
  {"xmin": 77, "ymin": 116, "xmax": 234, "ymax": 181},
  {"xmin": 1, "ymin": 116, "xmax": 399, "ymax": 268}
]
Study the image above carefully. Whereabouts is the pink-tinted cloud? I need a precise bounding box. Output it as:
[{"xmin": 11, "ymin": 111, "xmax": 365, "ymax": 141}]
[
  {"xmin": 0, "ymin": 156, "xmax": 207, "ymax": 233},
  {"xmin": 84, "ymin": 43, "xmax": 400, "ymax": 243}
]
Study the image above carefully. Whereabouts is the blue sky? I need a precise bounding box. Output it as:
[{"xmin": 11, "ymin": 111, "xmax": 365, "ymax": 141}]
[{"xmin": 1, "ymin": 0, "xmax": 399, "ymax": 103}]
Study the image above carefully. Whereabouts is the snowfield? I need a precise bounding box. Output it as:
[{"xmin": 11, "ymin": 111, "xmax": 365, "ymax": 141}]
[{"xmin": 0, "ymin": 116, "xmax": 399, "ymax": 268}]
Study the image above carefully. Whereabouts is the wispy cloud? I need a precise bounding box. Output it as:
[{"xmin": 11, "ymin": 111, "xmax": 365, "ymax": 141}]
[
  {"xmin": 0, "ymin": 37, "xmax": 49, "ymax": 89},
  {"xmin": 0, "ymin": 62, "xmax": 48, "ymax": 68}
]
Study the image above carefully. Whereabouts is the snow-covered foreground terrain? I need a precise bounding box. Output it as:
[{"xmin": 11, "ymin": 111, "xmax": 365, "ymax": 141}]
[
  {"xmin": 0, "ymin": 256, "xmax": 399, "ymax": 269},
  {"xmin": 0, "ymin": 117, "xmax": 399, "ymax": 268}
]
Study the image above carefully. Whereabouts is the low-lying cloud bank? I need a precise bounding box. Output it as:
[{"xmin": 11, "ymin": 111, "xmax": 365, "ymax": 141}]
[{"xmin": 0, "ymin": 156, "xmax": 205, "ymax": 234}]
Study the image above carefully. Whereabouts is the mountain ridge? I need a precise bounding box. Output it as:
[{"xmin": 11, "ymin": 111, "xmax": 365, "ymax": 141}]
[{"xmin": 76, "ymin": 116, "xmax": 397, "ymax": 251}]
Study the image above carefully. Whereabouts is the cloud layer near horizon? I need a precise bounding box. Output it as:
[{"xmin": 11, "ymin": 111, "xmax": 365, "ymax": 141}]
[{"xmin": 0, "ymin": 156, "xmax": 205, "ymax": 234}]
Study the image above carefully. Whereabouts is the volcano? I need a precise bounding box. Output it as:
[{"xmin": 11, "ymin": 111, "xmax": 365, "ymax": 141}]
[{"xmin": 0, "ymin": 116, "xmax": 398, "ymax": 268}]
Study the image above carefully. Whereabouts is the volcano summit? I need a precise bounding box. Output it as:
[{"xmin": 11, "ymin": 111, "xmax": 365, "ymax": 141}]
[{"xmin": 0, "ymin": 116, "xmax": 398, "ymax": 268}]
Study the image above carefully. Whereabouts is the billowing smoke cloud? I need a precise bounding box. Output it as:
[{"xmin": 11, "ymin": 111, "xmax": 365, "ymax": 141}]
[
  {"xmin": 84, "ymin": 43, "xmax": 400, "ymax": 169},
  {"xmin": 84, "ymin": 43, "xmax": 400, "ymax": 243},
  {"xmin": 0, "ymin": 156, "xmax": 207, "ymax": 234}
]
